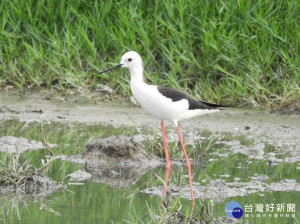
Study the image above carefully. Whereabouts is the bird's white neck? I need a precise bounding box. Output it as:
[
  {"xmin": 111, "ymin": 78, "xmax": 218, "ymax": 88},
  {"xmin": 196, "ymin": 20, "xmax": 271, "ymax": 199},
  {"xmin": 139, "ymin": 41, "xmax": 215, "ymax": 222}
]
[{"xmin": 129, "ymin": 64, "xmax": 145, "ymax": 85}]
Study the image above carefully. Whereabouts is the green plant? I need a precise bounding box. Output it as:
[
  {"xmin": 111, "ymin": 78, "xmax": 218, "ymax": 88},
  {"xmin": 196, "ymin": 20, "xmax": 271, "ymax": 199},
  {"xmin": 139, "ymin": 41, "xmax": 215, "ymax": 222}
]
[{"xmin": 0, "ymin": 0, "xmax": 298, "ymax": 107}]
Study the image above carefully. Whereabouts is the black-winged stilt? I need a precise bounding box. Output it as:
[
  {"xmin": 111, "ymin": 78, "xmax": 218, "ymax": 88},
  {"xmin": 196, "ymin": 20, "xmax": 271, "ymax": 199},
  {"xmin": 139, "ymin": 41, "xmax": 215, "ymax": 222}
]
[{"xmin": 98, "ymin": 51, "xmax": 224, "ymax": 204}]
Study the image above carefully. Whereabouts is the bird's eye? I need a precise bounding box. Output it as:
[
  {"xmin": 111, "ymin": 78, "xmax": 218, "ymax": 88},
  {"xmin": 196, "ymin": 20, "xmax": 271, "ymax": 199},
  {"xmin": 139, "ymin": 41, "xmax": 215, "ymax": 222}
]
[{"xmin": 128, "ymin": 58, "xmax": 132, "ymax": 62}]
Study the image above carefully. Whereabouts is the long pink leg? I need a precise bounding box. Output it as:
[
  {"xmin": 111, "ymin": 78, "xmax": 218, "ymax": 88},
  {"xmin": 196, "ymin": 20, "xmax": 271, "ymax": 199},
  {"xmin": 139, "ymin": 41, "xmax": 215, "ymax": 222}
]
[
  {"xmin": 176, "ymin": 125, "xmax": 195, "ymax": 205},
  {"xmin": 161, "ymin": 121, "xmax": 171, "ymax": 198}
]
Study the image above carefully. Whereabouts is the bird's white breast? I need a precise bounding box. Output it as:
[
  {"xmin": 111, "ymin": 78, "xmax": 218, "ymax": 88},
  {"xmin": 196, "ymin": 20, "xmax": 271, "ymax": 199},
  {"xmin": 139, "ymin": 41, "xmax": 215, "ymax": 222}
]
[{"xmin": 131, "ymin": 82, "xmax": 192, "ymax": 122}]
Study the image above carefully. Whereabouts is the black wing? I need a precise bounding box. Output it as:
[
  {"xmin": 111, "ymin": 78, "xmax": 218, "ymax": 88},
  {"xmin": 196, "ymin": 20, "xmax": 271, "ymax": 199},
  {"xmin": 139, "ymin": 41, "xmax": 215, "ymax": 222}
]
[{"xmin": 157, "ymin": 86, "xmax": 224, "ymax": 110}]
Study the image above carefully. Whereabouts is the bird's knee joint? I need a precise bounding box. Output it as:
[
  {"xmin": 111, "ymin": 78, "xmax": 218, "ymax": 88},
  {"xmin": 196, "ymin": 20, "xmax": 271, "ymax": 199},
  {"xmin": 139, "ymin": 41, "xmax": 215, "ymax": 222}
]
[{"xmin": 185, "ymin": 163, "xmax": 191, "ymax": 170}]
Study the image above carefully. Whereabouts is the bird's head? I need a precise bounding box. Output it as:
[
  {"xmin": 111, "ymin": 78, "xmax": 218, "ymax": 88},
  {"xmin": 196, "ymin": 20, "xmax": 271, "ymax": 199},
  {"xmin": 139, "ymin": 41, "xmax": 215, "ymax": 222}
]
[
  {"xmin": 120, "ymin": 51, "xmax": 143, "ymax": 69},
  {"xmin": 98, "ymin": 51, "xmax": 143, "ymax": 75}
]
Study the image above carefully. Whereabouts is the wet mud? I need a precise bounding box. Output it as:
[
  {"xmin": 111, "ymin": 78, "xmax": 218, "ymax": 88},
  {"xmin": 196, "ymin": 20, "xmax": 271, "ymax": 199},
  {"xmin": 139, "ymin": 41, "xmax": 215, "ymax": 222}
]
[
  {"xmin": 1, "ymin": 93, "xmax": 299, "ymax": 162},
  {"xmin": 143, "ymin": 177, "xmax": 300, "ymax": 202},
  {"xmin": 1, "ymin": 92, "xmax": 299, "ymax": 202},
  {"xmin": 277, "ymin": 99, "xmax": 300, "ymax": 115},
  {"xmin": 1, "ymin": 92, "xmax": 299, "ymax": 145},
  {"xmin": 0, "ymin": 136, "xmax": 57, "ymax": 154},
  {"xmin": 0, "ymin": 173, "xmax": 63, "ymax": 199},
  {"xmin": 67, "ymin": 136, "xmax": 164, "ymax": 187}
]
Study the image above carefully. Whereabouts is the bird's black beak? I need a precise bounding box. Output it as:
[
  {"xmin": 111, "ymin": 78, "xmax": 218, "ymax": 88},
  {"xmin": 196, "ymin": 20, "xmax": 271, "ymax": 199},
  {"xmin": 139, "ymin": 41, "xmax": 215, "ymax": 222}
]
[{"xmin": 98, "ymin": 64, "xmax": 123, "ymax": 74}]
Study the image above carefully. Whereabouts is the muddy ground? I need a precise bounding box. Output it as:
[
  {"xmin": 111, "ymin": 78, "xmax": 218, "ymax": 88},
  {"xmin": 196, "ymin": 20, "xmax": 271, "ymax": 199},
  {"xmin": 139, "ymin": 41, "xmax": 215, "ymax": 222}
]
[
  {"xmin": 66, "ymin": 136, "xmax": 165, "ymax": 187},
  {"xmin": 1, "ymin": 91, "xmax": 300, "ymax": 202},
  {"xmin": 1, "ymin": 91, "xmax": 299, "ymax": 152}
]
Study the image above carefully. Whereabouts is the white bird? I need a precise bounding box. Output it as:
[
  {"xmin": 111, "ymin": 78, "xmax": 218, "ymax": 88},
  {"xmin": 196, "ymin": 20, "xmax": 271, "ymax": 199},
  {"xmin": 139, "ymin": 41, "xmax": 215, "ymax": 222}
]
[{"xmin": 98, "ymin": 51, "xmax": 225, "ymax": 204}]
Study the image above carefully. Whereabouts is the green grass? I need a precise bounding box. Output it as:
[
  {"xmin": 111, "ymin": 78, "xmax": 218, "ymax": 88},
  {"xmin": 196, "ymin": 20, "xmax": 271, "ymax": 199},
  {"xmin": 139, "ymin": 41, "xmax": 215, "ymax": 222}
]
[{"xmin": 0, "ymin": 0, "xmax": 299, "ymax": 107}]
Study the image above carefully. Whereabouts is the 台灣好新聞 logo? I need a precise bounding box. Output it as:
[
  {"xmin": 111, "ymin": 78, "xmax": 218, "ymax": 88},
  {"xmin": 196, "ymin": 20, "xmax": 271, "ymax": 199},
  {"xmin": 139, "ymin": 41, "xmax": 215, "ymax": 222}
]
[{"xmin": 225, "ymin": 201, "xmax": 243, "ymax": 218}]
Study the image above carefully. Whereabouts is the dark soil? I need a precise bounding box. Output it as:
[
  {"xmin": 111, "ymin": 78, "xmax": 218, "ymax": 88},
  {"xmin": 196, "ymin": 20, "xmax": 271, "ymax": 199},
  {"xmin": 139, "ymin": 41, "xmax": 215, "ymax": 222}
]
[
  {"xmin": 277, "ymin": 100, "xmax": 300, "ymax": 115},
  {"xmin": 0, "ymin": 172, "xmax": 63, "ymax": 198},
  {"xmin": 67, "ymin": 136, "xmax": 164, "ymax": 187}
]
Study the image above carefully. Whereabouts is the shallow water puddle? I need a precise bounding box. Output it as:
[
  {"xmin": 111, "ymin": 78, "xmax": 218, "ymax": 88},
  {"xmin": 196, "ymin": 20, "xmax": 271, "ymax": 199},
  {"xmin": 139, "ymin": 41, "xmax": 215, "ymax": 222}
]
[{"xmin": 0, "ymin": 119, "xmax": 299, "ymax": 223}]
